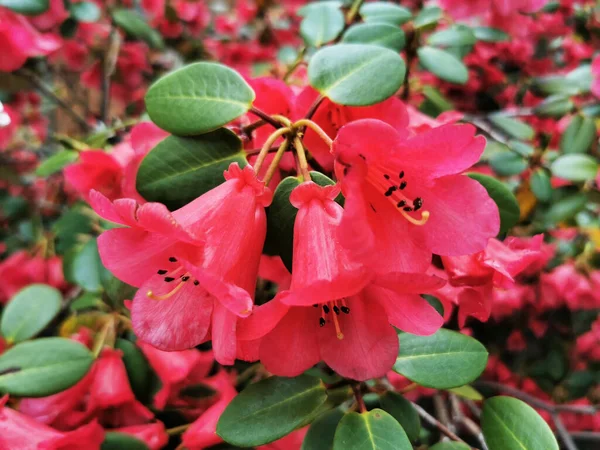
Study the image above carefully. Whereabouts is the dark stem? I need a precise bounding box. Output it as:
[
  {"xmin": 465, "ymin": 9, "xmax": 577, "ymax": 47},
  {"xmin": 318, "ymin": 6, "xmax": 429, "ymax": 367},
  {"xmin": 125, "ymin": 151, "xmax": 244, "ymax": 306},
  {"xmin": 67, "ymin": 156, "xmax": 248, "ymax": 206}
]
[
  {"xmin": 305, "ymin": 95, "xmax": 325, "ymax": 120},
  {"xmin": 249, "ymin": 107, "xmax": 283, "ymax": 129},
  {"xmin": 101, "ymin": 29, "xmax": 120, "ymax": 124},
  {"xmin": 411, "ymin": 402, "xmax": 473, "ymax": 447},
  {"xmin": 402, "ymin": 28, "xmax": 418, "ymax": 101},
  {"xmin": 246, "ymin": 146, "xmax": 280, "ymax": 156},
  {"xmin": 552, "ymin": 414, "xmax": 579, "ymax": 450},
  {"xmin": 16, "ymin": 69, "xmax": 92, "ymax": 133},
  {"xmin": 351, "ymin": 383, "xmax": 367, "ymax": 413}
]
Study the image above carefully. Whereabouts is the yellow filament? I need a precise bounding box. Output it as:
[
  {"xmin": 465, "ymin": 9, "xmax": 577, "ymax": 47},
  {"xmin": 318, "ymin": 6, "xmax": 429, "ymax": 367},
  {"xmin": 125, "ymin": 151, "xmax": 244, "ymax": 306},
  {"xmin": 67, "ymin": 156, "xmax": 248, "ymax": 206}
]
[
  {"xmin": 146, "ymin": 281, "xmax": 185, "ymax": 301},
  {"xmin": 400, "ymin": 209, "xmax": 430, "ymax": 226},
  {"xmin": 332, "ymin": 310, "xmax": 344, "ymax": 340}
]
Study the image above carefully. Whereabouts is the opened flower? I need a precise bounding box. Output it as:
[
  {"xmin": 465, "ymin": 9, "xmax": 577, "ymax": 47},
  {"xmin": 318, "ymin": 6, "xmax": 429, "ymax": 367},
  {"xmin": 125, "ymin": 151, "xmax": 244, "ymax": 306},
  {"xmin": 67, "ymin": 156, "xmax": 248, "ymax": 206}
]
[
  {"xmin": 332, "ymin": 119, "xmax": 500, "ymax": 274},
  {"xmin": 239, "ymin": 182, "xmax": 445, "ymax": 380}
]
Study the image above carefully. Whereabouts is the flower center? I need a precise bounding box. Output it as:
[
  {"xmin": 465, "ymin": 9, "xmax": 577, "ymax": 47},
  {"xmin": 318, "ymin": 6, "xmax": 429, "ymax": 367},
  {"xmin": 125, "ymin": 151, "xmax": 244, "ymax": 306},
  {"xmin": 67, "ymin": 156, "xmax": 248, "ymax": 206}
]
[
  {"xmin": 146, "ymin": 256, "xmax": 200, "ymax": 301},
  {"xmin": 313, "ymin": 299, "xmax": 350, "ymax": 340},
  {"xmin": 365, "ymin": 160, "xmax": 430, "ymax": 226}
]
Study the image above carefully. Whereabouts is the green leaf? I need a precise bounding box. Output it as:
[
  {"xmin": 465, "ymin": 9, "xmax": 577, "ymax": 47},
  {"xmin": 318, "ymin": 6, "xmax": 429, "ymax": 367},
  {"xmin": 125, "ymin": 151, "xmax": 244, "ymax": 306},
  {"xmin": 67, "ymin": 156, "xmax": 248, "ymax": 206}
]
[
  {"xmin": 0, "ymin": 0, "xmax": 48, "ymax": 15},
  {"xmin": 488, "ymin": 115, "xmax": 535, "ymax": 141},
  {"xmin": 533, "ymin": 95, "xmax": 574, "ymax": 118},
  {"xmin": 0, "ymin": 337, "xmax": 93, "ymax": 397},
  {"xmin": 529, "ymin": 169, "xmax": 553, "ymax": 202},
  {"xmin": 145, "ymin": 62, "xmax": 255, "ymax": 135},
  {"xmin": 430, "ymin": 443, "xmax": 471, "ymax": 450},
  {"xmin": 70, "ymin": 2, "xmax": 101, "ymax": 23},
  {"xmin": 136, "ymin": 128, "xmax": 246, "ymax": 210},
  {"xmin": 302, "ymin": 408, "xmax": 344, "ymax": 450},
  {"xmin": 472, "ymin": 27, "xmax": 509, "ymax": 42},
  {"xmin": 333, "ymin": 409, "xmax": 412, "ymax": 450},
  {"xmin": 264, "ymin": 172, "xmax": 338, "ymax": 272},
  {"xmin": 101, "ymin": 432, "xmax": 149, "ymax": 450},
  {"xmin": 111, "ymin": 9, "xmax": 164, "ymax": 49},
  {"xmin": 1, "ymin": 285, "xmax": 62, "ymax": 344},
  {"xmin": 359, "ymin": 2, "xmax": 412, "ymax": 25},
  {"xmin": 428, "ymin": 25, "xmax": 476, "ymax": 47},
  {"xmin": 217, "ymin": 375, "xmax": 328, "ymax": 446},
  {"xmin": 300, "ymin": 2, "xmax": 344, "ymax": 47},
  {"xmin": 64, "ymin": 239, "xmax": 107, "ymax": 292},
  {"xmin": 308, "ymin": 44, "xmax": 406, "ymax": 106},
  {"xmin": 468, "ymin": 173, "xmax": 520, "ymax": 234},
  {"xmin": 342, "ymin": 23, "xmax": 406, "ymax": 51},
  {"xmin": 531, "ymin": 75, "xmax": 581, "ymax": 96},
  {"xmin": 551, "ymin": 154, "xmax": 599, "ymax": 182},
  {"xmin": 380, "ymin": 392, "xmax": 421, "ymax": 442},
  {"xmin": 417, "ymin": 46, "xmax": 468, "ymax": 85},
  {"xmin": 420, "ymin": 86, "xmax": 453, "ymax": 114},
  {"xmin": 565, "ymin": 64, "xmax": 592, "ymax": 93},
  {"xmin": 413, "ymin": 6, "xmax": 443, "ymax": 29},
  {"xmin": 35, "ymin": 150, "xmax": 79, "ymax": 177},
  {"xmin": 115, "ymin": 338, "xmax": 157, "ymax": 404},
  {"xmin": 489, "ymin": 151, "xmax": 528, "ymax": 176},
  {"xmin": 560, "ymin": 115, "xmax": 597, "ymax": 154},
  {"xmin": 544, "ymin": 193, "xmax": 588, "ymax": 225},
  {"xmin": 448, "ymin": 385, "xmax": 483, "ymax": 401},
  {"xmin": 393, "ymin": 329, "xmax": 488, "ymax": 390},
  {"xmin": 481, "ymin": 396, "xmax": 559, "ymax": 450}
]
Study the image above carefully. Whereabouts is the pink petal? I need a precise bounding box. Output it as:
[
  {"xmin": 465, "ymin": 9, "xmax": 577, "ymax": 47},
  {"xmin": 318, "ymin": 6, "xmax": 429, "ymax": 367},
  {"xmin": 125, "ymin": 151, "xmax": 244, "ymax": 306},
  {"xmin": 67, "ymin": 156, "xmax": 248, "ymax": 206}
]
[
  {"xmin": 211, "ymin": 302, "xmax": 238, "ymax": 365},
  {"xmin": 237, "ymin": 297, "xmax": 290, "ymax": 341}
]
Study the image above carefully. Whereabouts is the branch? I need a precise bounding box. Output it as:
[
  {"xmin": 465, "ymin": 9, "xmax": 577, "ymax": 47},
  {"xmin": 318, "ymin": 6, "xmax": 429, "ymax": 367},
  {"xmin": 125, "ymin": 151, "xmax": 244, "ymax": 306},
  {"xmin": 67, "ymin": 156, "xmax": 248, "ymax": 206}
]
[
  {"xmin": 552, "ymin": 413, "xmax": 579, "ymax": 450},
  {"xmin": 101, "ymin": 29, "xmax": 121, "ymax": 124},
  {"xmin": 351, "ymin": 383, "xmax": 367, "ymax": 413},
  {"xmin": 249, "ymin": 107, "xmax": 283, "ymax": 129},
  {"xmin": 411, "ymin": 402, "xmax": 474, "ymax": 448},
  {"xmin": 450, "ymin": 395, "xmax": 489, "ymax": 450}
]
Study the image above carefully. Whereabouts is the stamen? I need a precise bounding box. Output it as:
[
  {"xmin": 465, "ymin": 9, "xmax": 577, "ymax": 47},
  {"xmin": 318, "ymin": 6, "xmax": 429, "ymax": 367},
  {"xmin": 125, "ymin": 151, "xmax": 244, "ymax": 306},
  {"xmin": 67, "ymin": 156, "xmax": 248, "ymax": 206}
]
[
  {"xmin": 147, "ymin": 281, "xmax": 185, "ymax": 301},
  {"xmin": 397, "ymin": 200, "xmax": 406, "ymax": 207},
  {"xmin": 341, "ymin": 306, "xmax": 350, "ymax": 314},
  {"xmin": 399, "ymin": 171, "xmax": 404, "ymax": 179},
  {"xmin": 319, "ymin": 317, "xmax": 326, "ymax": 327},
  {"xmin": 332, "ymin": 311, "xmax": 344, "ymax": 340},
  {"xmin": 193, "ymin": 280, "xmax": 200, "ymax": 286},
  {"xmin": 400, "ymin": 209, "xmax": 430, "ymax": 226},
  {"xmin": 333, "ymin": 305, "xmax": 340, "ymax": 315},
  {"xmin": 157, "ymin": 269, "xmax": 167, "ymax": 275},
  {"xmin": 399, "ymin": 181, "xmax": 407, "ymax": 190},
  {"xmin": 169, "ymin": 257, "xmax": 177, "ymax": 262},
  {"xmin": 413, "ymin": 197, "xmax": 423, "ymax": 211},
  {"xmin": 323, "ymin": 305, "xmax": 330, "ymax": 314},
  {"xmin": 181, "ymin": 276, "xmax": 190, "ymax": 281},
  {"xmin": 164, "ymin": 277, "xmax": 175, "ymax": 282}
]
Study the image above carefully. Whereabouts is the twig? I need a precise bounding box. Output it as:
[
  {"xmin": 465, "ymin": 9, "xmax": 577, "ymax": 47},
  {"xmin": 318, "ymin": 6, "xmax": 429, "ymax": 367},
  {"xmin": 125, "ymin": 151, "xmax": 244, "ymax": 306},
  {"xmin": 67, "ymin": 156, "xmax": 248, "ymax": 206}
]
[
  {"xmin": 249, "ymin": 106, "xmax": 283, "ymax": 129},
  {"xmin": 412, "ymin": 402, "xmax": 473, "ymax": 448},
  {"xmin": 475, "ymin": 381, "xmax": 599, "ymax": 415},
  {"xmin": 552, "ymin": 413, "xmax": 579, "ymax": 450},
  {"xmin": 17, "ymin": 69, "xmax": 92, "ymax": 132},
  {"xmin": 450, "ymin": 395, "xmax": 489, "ymax": 450},
  {"xmin": 346, "ymin": 0, "xmax": 365, "ymax": 23},
  {"xmin": 351, "ymin": 383, "xmax": 367, "ymax": 413},
  {"xmin": 305, "ymin": 95, "xmax": 325, "ymax": 120},
  {"xmin": 101, "ymin": 29, "xmax": 121, "ymax": 124},
  {"xmin": 283, "ymin": 47, "xmax": 306, "ymax": 82}
]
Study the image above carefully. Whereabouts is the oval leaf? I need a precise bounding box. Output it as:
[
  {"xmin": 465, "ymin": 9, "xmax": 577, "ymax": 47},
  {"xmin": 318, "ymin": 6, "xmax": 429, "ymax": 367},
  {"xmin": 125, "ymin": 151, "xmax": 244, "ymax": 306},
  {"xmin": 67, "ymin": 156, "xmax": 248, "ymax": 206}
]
[
  {"xmin": 530, "ymin": 169, "xmax": 553, "ymax": 202},
  {"xmin": 380, "ymin": 392, "xmax": 421, "ymax": 443},
  {"xmin": 300, "ymin": 2, "xmax": 344, "ymax": 47},
  {"xmin": 359, "ymin": 2, "xmax": 412, "ymax": 25},
  {"xmin": 473, "ymin": 27, "xmax": 509, "ymax": 42},
  {"xmin": 551, "ymin": 154, "xmax": 599, "ymax": 182},
  {"xmin": 101, "ymin": 432, "xmax": 149, "ymax": 450},
  {"xmin": 488, "ymin": 151, "xmax": 528, "ymax": 176},
  {"xmin": 145, "ymin": 63, "xmax": 255, "ymax": 135},
  {"xmin": 136, "ymin": 127, "xmax": 246, "ymax": 210},
  {"xmin": 70, "ymin": 2, "xmax": 101, "ymax": 23},
  {"xmin": 560, "ymin": 115, "xmax": 596, "ymax": 154},
  {"xmin": 333, "ymin": 409, "xmax": 412, "ymax": 450},
  {"xmin": 1, "ymin": 284, "xmax": 62, "ymax": 343},
  {"xmin": 0, "ymin": 0, "xmax": 48, "ymax": 15},
  {"xmin": 342, "ymin": 23, "xmax": 406, "ymax": 51},
  {"xmin": 413, "ymin": 6, "xmax": 443, "ymax": 29},
  {"xmin": 115, "ymin": 338, "xmax": 157, "ymax": 404},
  {"xmin": 36, "ymin": 150, "xmax": 79, "ymax": 177},
  {"xmin": 112, "ymin": 9, "xmax": 164, "ymax": 49},
  {"xmin": 418, "ymin": 46, "xmax": 468, "ymax": 84},
  {"xmin": 394, "ymin": 329, "xmax": 488, "ymax": 389},
  {"xmin": 533, "ymin": 95, "xmax": 574, "ymax": 117},
  {"xmin": 468, "ymin": 173, "xmax": 520, "ymax": 234},
  {"xmin": 428, "ymin": 25, "xmax": 476, "ymax": 47},
  {"xmin": 431, "ymin": 443, "xmax": 471, "ymax": 450},
  {"xmin": 217, "ymin": 375, "xmax": 328, "ymax": 447},
  {"xmin": 481, "ymin": 396, "xmax": 559, "ymax": 450},
  {"xmin": 64, "ymin": 238, "xmax": 107, "ymax": 292},
  {"xmin": 488, "ymin": 115, "xmax": 535, "ymax": 141},
  {"xmin": 544, "ymin": 193, "xmax": 588, "ymax": 225},
  {"xmin": 302, "ymin": 408, "xmax": 344, "ymax": 450},
  {"xmin": 308, "ymin": 44, "xmax": 406, "ymax": 106},
  {"xmin": 0, "ymin": 337, "xmax": 93, "ymax": 397},
  {"xmin": 448, "ymin": 385, "xmax": 483, "ymax": 401}
]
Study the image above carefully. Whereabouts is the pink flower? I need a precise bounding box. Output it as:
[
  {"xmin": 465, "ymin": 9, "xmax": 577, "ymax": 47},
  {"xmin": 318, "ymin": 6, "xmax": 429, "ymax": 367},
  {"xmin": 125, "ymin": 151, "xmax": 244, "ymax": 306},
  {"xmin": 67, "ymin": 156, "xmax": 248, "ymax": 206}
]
[
  {"xmin": 332, "ymin": 119, "xmax": 500, "ymax": 275},
  {"xmin": 0, "ymin": 7, "xmax": 61, "ymax": 72},
  {"xmin": 27, "ymin": 0, "xmax": 69, "ymax": 31},
  {"xmin": 295, "ymin": 87, "xmax": 409, "ymax": 171},
  {"xmin": 0, "ymin": 396, "xmax": 104, "ymax": 450},
  {"xmin": 113, "ymin": 423, "xmax": 169, "ymax": 450},
  {"xmin": 65, "ymin": 151, "xmax": 124, "ymax": 201},
  {"xmin": 575, "ymin": 317, "xmax": 600, "ymax": 362},
  {"xmin": 93, "ymin": 163, "xmax": 272, "ymax": 362},
  {"xmin": 240, "ymin": 182, "xmax": 445, "ymax": 380},
  {"xmin": 592, "ymin": 55, "xmax": 600, "ymax": 99}
]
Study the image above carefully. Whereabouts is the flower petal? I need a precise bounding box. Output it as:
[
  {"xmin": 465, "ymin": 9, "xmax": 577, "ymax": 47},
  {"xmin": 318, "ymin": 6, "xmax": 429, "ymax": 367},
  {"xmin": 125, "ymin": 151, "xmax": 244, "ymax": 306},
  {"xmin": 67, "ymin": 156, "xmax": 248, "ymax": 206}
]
[{"xmin": 211, "ymin": 302, "xmax": 238, "ymax": 365}]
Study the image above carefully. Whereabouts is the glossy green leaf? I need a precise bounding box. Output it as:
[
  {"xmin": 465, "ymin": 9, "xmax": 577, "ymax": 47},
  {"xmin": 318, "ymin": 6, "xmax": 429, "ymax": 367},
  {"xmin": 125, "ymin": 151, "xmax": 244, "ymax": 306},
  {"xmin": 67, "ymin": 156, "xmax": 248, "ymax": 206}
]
[
  {"xmin": 101, "ymin": 432, "xmax": 149, "ymax": 450},
  {"xmin": 333, "ymin": 409, "xmax": 412, "ymax": 450},
  {"xmin": 35, "ymin": 150, "xmax": 79, "ymax": 177},
  {"xmin": 489, "ymin": 151, "xmax": 528, "ymax": 176},
  {"xmin": 530, "ymin": 169, "xmax": 553, "ymax": 202},
  {"xmin": 544, "ymin": 193, "xmax": 588, "ymax": 225},
  {"xmin": 115, "ymin": 338, "xmax": 157, "ymax": 404},
  {"xmin": 430, "ymin": 443, "xmax": 471, "ymax": 450},
  {"xmin": 300, "ymin": 2, "xmax": 344, "ymax": 47},
  {"xmin": 533, "ymin": 95, "xmax": 574, "ymax": 117},
  {"xmin": 111, "ymin": 9, "xmax": 164, "ymax": 49},
  {"xmin": 380, "ymin": 392, "xmax": 421, "ymax": 442},
  {"xmin": 264, "ymin": 172, "xmax": 338, "ymax": 272},
  {"xmin": 302, "ymin": 408, "xmax": 344, "ymax": 450},
  {"xmin": 342, "ymin": 23, "xmax": 406, "ymax": 51},
  {"xmin": 217, "ymin": 375, "xmax": 328, "ymax": 446},
  {"xmin": 448, "ymin": 385, "xmax": 483, "ymax": 401},
  {"xmin": 531, "ymin": 75, "xmax": 581, "ymax": 96},
  {"xmin": 468, "ymin": 173, "xmax": 520, "ymax": 233},
  {"xmin": 308, "ymin": 44, "xmax": 406, "ymax": 106},
  {"xmin": 565, "ymin": 64, "xmax": 592, "ymax": 93},
  {"xmin": 560, "ymin": 115, "xmax": 596, "ymax": 154},
  {"xmin": 70, "ymin": 2, "xmax": 101, "ymax": 22},
  {"xmin": 0, "ymin": 0, "xmax": 48, "ymax": 15},
  {"xmin": 0, "ymin": 338, "xmax": 93, "ymax": 397},
  {"xmin": 481, "ymin": 396, "xmax": 559, "ymax": 450},
  {"xmin": 551, "ymin": 154, "xmax": 599, "ymax": 182},
  {"xmin": 418, "ymin": 46, "xmax": 468, "ymax": 84},
  {"xmin": 394, "ymin": 329, "xmax": 488, "ymax": 389},
  {"xmin": 145, "ymin": 62, "xmax": 255, "ymax": 135},
  {"xmin": 428, "ymin": 25, "xmax": 476, "ymax": 47},
  {"xmin": 413, "ymin": 6, "xmax": 443, "ymax": 29},
  {"xmin": 1, "ymin": 285, "xmax": 62, "ymax": 343},
  {"xmin": 472, "ymin": 27, "xmax": 509, "ymax": 42},
  {"xmin": 136, "ymin": 128, "xmax": 246, "ymax": 210},
  {"xmin": 359, "ymin": 2, "xmax": 412, "ymax": 25},
  {"xmin": 488, "ymin": 115, "xmax": 535, "ymax": 141},
  {"xmin": 64, "ymin": 239, "xmax": 107, "ymax": 292}
]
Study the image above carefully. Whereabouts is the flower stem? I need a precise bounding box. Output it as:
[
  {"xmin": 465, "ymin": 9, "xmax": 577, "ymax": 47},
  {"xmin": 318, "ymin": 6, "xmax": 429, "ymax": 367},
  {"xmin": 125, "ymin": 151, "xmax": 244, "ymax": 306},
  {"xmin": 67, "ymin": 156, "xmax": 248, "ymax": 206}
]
[
  {"xmin": 283, "ymin": 47, "xmax": 306, "ymax": 82},
  {"xmin": 351, "ymin": 383, "xmax": 367, "ymax": 413},
  {"xmin": 253, "ymin": 127, "xmax": 291, "ymax": 174},
  {"xmin": 346, "ymin": 0, "xmax": 365, "ymax": 23},
  {"xmin": 293, "ymin": 119, "xmax": 333, "ymax": 148},
  {"xmin": 250, "ymin": 106, "xmax": 283, "ymax": 129},
  {"xmin": 293, "ymin": 136, "xmax": 312, "ymax": 181},
  {"xmin": 166, "ymin": 424, "xmax": 191, "ymax": 436},
  {"xmin": 263, "ymin": 138, "xmax": 290, "ymax": 185},
  {"xmin": 305, "ymin": 95, "xmax": 325, "ymax": 120}
]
